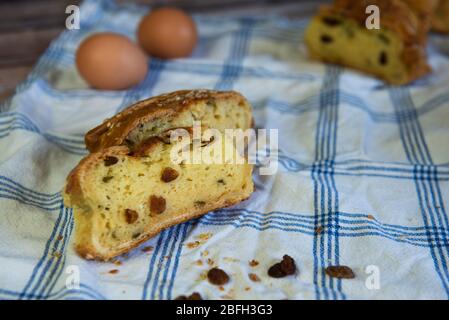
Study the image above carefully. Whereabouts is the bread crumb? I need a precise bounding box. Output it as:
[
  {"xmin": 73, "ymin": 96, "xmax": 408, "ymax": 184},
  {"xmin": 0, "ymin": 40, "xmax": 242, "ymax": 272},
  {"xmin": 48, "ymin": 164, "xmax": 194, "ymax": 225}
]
[
  {"xmin": 199, "ymin": 271, "xmax": 208, "ymax": 281},
  {"xmin": 249, "ymin": 273, "xmax": 261, "ymax": 282},
  {"xmin": 249, "ymin": 260, "xmax": 259, "ymax": 267},
  {"xmin": 201, "ymin": 250, "xmax": 209, "ymax": 257},
  {"xmin": 195, "ymin": 259, "xmax": 203, "ymax": 266},
  {"xmin": 56, "ymin": 235, "xmax": 63, "ymax": 241},
  {"xmin": 142, "ymin": 246, "xmax": 154, "ymax": 253},
  {"xmin": 186, "ymin": 241, "xmax": 201, "ymax": 249},
  {"xmin": 109, "ymin": 269, "xmax": 119, "ymax": 274},
  {"xmin": 112, "ymin": 260, "xmax": 122, "ymax": 266},
  {"xmin": 53, "ymin": 252, "xmax": 61, "ymax": 259},
  {"xmin": 244, "ymin": 287, "xmax": 251, "ymax": 291},
  {"xmin": 367, "ymin": 215, "xmax": 375, "ymax": 220},
  {"xmin": 316, "ymin": 226, "xmax": 323, "ymax": 234},
  {"xmin": 196, "ymin": 232, "xmax": 212, "ymax": 241}
]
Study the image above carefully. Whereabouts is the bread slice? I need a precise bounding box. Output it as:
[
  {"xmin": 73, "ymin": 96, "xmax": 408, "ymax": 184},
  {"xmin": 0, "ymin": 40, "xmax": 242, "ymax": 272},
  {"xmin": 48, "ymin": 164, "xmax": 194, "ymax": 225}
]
[
  {"xmin": 432, "ymin": 0, "xmax": 449, "ymax": 33},
  {"xmin": 305, "ymin": 0, "xmax": 433, "ymax": 85},
  {"xmin": 85, "ymin": 89, "xmax": 253, "ymax": 153},
  {"xmin": 63, "ymin": 128, "xmax": 254, "ymax": 261}
]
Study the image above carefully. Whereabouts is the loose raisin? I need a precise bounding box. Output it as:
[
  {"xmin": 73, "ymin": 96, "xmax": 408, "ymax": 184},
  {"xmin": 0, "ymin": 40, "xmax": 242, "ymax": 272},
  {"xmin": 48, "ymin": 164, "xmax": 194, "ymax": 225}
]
[
  {"xmin": 149, "ymin": 195, "xmax": 166, "ymax": 214},
  {"xmin": 161, "ymin": 167, "xmax": 179, "ymax": 182},
  {"xmin": 325, "ymin": 265, "xmax": 355, "ymax": 279},
  {"xmin": 124, "ymin": 209, "xmax": 138, "ymax": 224},
  {"xmin": 249, "ymin": 273, "xmax": 261, "ymax": 282},
  {"xmin": 207, "ymin": 268, "xmax": 230, "ymax": 285},
  {"xmin": 104, "ymin": 156, "xmax": 119, "ymax": 166},
  {"xmin": 268, "ymin": 255, "xmax": 296, "ymax": 278},
  {"xmin": 175, "ymin": 292, "xmax": 202, "ymax": 300},
  {"xmin": 249, "ymin": 259, "xmax": 259, "ymax": 267}
]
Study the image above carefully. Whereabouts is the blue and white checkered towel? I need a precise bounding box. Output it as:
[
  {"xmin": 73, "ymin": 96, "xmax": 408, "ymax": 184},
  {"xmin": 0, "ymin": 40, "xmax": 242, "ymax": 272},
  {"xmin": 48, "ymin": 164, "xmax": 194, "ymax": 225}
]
[{"xmin": 1, "ymin": 0, "xmax": 449, "ymax": 300}]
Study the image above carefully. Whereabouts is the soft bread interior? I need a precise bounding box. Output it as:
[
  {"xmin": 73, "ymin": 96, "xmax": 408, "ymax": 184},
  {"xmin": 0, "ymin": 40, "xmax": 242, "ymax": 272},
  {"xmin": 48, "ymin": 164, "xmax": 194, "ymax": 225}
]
[
  {"xmin": 305, "ymin": 14, "xmax": 409, "ymax": 84},
  {"xmin": 66, "ymin": 129, "xmax": 254, "ymax": 260}
]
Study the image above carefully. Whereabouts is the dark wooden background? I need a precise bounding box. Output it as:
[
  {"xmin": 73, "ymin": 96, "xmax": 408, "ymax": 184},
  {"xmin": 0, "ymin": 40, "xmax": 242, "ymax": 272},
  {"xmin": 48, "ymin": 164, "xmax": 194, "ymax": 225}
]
[{"xmin": 0, "ymin": 0, "xmax": 323, "ymax": 103}]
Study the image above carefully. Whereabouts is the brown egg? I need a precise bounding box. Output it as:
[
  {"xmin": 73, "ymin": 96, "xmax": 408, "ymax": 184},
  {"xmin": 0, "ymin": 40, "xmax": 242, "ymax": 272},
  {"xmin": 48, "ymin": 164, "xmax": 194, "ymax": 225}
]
[
  {"xmin": 137, "ymin": 7, "xmax": 198, "ymax": 59},
  {"xmin": 76, "ymin": 33, "xmax": 148, "ymax": 90}
]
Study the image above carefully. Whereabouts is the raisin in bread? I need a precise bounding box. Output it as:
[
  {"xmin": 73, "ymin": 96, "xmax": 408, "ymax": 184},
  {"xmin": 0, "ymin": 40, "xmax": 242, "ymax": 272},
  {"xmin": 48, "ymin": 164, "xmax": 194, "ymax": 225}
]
[
  {"xmin": 63, "ymin": 128, "xmax": 254, "ymax": 261},
  {"xmin": 85, "ymin": 89, "xmax": 253, "ymax": 153},
  {"xmin": 432, "ymin": 0, "xmax": 449, "ymax": 33},
  {"xmin": 305, "ymin": 0, "xmax": 433, "ymax": 85}
]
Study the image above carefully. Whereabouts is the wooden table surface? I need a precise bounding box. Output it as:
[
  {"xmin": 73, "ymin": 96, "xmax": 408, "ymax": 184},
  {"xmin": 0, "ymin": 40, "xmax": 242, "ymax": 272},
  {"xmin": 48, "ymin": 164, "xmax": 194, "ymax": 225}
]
[{"xmin": 0, "ymin": 0, "xmax": 322, "ymax": 103}]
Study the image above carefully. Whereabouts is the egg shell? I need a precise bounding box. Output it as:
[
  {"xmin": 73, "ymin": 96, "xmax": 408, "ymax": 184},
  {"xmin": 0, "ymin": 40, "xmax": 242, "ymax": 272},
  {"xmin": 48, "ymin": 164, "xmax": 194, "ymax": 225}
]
[
  {"xmin": 76, "ymin": 32, "xmax": 148, "ymax": 90},
  {"xmin": 137, "ymin": 7, "xmax": 198, "ymax": 59}
]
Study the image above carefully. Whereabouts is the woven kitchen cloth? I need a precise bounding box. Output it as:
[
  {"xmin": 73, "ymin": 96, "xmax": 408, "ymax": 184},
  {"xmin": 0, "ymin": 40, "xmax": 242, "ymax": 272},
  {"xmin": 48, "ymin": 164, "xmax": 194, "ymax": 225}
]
[{"xmin": 1, "ymin": 0, "xmax": 449, "ymax": 300}]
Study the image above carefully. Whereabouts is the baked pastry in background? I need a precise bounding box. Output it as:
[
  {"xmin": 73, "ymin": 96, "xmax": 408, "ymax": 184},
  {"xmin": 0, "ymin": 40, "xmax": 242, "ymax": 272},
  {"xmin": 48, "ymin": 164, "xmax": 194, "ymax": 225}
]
[
  {"xmin": 85, "ymin": 89, "xmax": 253, "ymax": 153},
  {"xmin": 64, "ymin": 128, "xmax": 253, "ymax": 261},
  {"xmin": 432, "ymin": 0, "xmax": 449, "ymax": 33},
  {"xmin": 305, "ymin": 0, "xmax": 434, "ymax": 85}
]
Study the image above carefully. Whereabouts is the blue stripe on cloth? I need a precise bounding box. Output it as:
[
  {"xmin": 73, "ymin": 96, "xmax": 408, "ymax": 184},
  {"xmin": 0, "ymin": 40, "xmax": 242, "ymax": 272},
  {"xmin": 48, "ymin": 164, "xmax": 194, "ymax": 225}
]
[
  {"xmin": 2, "ymin": 159, "xmax": 449, "ymax": 214},
  {"xmin": 33, "ymin": 209, "xmax": 75, "ymax": 299},
  {"xmin": 390, "ymin": 87, "xmax": 449, "ymax": 297},
  {"xmin": 312, "ymin": 66, "xmax": 344, "ymax": 300},
  {"xmin": 0, "ymin": 176, "xmax": 61, "ymax": 201},
  {"xmin": 0, "ymin": 193, "xmax": 61, "ymax": 212},
  {"xmin": 158, "ymin": 223, "xmax": 190, "ymax": 300},
  {"xmin": 214, "ymin": 18, "xmax": 255, "ymax": 90},
  {"xmin": 142, "ymin": 225, "xmax": 185, "ymax": 300},
  {"xmin": 0, "ymin": 285, "xmax": 104, "ymax": 300},
  {"xmin": 141, "ymin": 230, "xmax": 169, "ymax": 300},
  {"xmin": 23, "ymin": 207, "xmax": 72, "ymax": 300},
  {"xmin": 259, "ymin": 90, "xmax": 449, "ymax": 123},
  {"xmin": 148, "ymin": 226, "xmax": 176, "ymax": 300},
  {"xmin": 18, "ymin": 201, "xmax": 67, "ymax": 299},
  {"xmin": 0, "ymin": 112, "xmax": 87, "ymax": 155},
  {"xmin": 198, "ymin": 209, "xmax": 449, "ymax": 248},
  {"xmin": 165, "ymin": 223, "xmax": 190, "ymax": 300},
  {"xmin": 207, "ymin": 208, "xmax": 449, "ymax": 234},
  {"xmin": 145, "ymin": 222, "xmax": 190, "ymax": 300}
]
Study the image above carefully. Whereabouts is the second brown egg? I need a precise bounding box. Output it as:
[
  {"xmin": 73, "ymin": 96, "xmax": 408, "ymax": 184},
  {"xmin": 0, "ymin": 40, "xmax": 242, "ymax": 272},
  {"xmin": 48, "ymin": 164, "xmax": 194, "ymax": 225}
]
[{"xmin": 137, "ymin": 7, "xmax": 198, "ymax": 59}]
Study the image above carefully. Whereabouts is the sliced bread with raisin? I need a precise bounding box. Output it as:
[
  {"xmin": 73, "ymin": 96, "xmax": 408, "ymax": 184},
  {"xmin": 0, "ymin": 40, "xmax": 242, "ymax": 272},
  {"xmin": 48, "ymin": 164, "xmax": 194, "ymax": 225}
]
[
  {"xmin": 305, "ymin": 0, "xmax": 433, "ymax": 84},
  {"xmin": 85, "ymin": 89, "xmax": 253, "ymax": 153},
  {"xmin": 63, "ymin": 128, "xmax": 254, "ymax": 261}
]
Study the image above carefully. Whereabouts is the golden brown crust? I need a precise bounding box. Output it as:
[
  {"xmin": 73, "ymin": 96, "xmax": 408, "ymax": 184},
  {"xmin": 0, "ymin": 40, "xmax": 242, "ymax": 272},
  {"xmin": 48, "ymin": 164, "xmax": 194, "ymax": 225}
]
[
  {"xmin": 432, "ymin": 0, "xmax": 449, "ymax": 33},
  {"xmin": 85, "ymin": 89, "xmax": 249, "ymax": 153}
]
